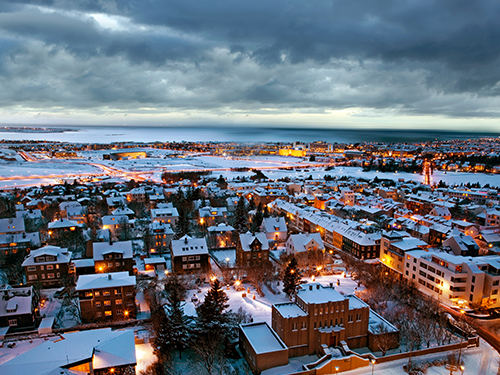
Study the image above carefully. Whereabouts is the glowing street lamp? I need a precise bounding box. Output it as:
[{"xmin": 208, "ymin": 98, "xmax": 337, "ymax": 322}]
[{"xmin": 371, "ymin": 359, "xmax": 376, "ymax": 375}]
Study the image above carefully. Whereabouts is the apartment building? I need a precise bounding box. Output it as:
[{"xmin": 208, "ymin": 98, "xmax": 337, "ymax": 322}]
[
  {"xmin": 379, "ymin": 231, "xmax": 427, "ymax": 274},
  {"xmin": 151, "ymin": 205, "xmax": 179, "ymax": 229},
  {"xmin": 399, "ymin": 250, "xmax": 500, "ymax": 309},
  {"xmin": 22, "ymin": 246, "xmax": 72, "ymax": 288},
  {"xmin": 76, "ymin": 271, "xmax": 137, "ymax": 323}
]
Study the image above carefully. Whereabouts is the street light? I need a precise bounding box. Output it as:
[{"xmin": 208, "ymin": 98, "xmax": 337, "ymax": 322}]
[
  {"xmin": 335, "ymin": 366, "xmax": 339, "ymax": 373},
  {"xmin": 371, "ymin": 359, "xmax": 376, "ymax": 375},
  {"xmin": 460, "ymin": 365, "xmax": 465, "ymax": 375}
]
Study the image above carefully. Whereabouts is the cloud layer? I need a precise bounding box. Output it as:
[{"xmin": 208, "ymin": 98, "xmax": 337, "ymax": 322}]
[{"xmin": 2, "ymin": 0, "xmax": 500, "ymax": 127}]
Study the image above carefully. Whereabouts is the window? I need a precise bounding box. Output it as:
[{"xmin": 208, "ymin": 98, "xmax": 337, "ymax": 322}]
[
  {"xmin": 116, "ymin": 310, "xmax": 123, "ymax": 315},
  {"xmin": 493, "ymin": 290, "xmax": 498, "ymax": 295},
  {"xmin": 114, "ymin": 289, "xmax": 121, "ymax": 295},
  {"xmin": 183, "ymin": 264, "xmax": 188, "ymax": 269},
  {"xmin": 340, "ymin": 318, "xmax": 343, "ymax": 325},
  {"xmin": 105, "ymin": 310, "xmax": 112, "ymax": 316},
  {"xmin": 348, "ymin": 315, "xmax": 353, "ymax": 323},
  {"xmin": 41, "ymin": 274, "xmax": 45, "ymax": 279},
  {"xmin": 115, "ymin": 262, "xmax": 121, "ymax": 267},
  {"xmin": 85, "ymin": 292, "xmax": 93, "ymax": 297},
  {"xmin": 28, "ymin": 275, "xmax": 37, "ymax": 280},
  {"xmin": 40, "ymin": 265, "xmax": 44, "ymax": 271},
  {"xmin": 96, "ymin": 312, "xmax": 102, "ymax": 317},
  {"xmin": 47, "ymin": 273, "xmax": 55, "ymax": 279},
  {"xmin": 27, "ymin": 266, "xmax": 36, "ymax": 272},
  {"xmin": 493, "ymin": 280, "xmax": 499, "ymax": 286},
  {"xmin": 56, "ymin": 264, "xmax": 59, "ymax": 269},
  {"xmin": 104, "ymin": 300, "xmax": 111, "ymax": 306},
  {"xmin": 116, "ymin": 299, "xmax": 122, "ymax": 305},
  {"xmin": 103, "ymin": 290, "xmax": 110, "ymax": 296},
  {"xmin": 182, "ymin": 257, "xmax": 187, "ymax": 262},
  {"xmin": 292, "ymin": 323, "xmax": 298, "ymax": 331},
  {"xmin": 95, "ymin": 291, "xmax": 100, "ymax": 297},
  {"xmin": 301, "ymin": 321, "xmax": 307, "ymax": 329},
  {"xmin": 8, "ymin": 319, "xmax": 17, "ymax": 326},
  {"xmin": 47, "ymin": 265, "xmax": 54, "ymax": 270},
  {"xmin": 96, "ymin": 302, "xmax": 101, "ymax": 307},
  {"xmin": 108, "ymin": 263, "xmax": 113, "ymax": 267},
  {"xmin": 472, "ymin": 276, "xmax": 476, "ymax": 283},
  {"xmin": 356, "ymin": 313, "xmax": 362, "ymax": 321}
]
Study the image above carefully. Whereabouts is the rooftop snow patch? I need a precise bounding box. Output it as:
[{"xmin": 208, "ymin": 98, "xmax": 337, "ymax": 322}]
[{"xmin": 240, "ymin": 322, "xmax": 287, "ymax": 354}]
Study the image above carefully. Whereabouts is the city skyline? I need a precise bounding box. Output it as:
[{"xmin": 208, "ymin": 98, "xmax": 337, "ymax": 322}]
[{"xmin": 2, "ymin": 1, "xmax": 500, "ymax": 130}]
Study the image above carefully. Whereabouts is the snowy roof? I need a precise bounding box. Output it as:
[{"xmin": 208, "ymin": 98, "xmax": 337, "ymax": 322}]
[
  {"xmin": 261, "ymin": 217, "xmax": 287, "ymax": 233},
  {"xmin": 171, "ymin": 235, "xmax": 209, "ymax": 257},
  {"xmin": 0, "ymin": 286, "xmax": 33, "ymax": 317},
  {"xmin": 0, "ymin": 328, "xmax": 136, "ymax": 375},
  {"xmin": 151, "ymin": 207, "xmax": 179, "ymax": 218},
  {"xmin": 22, "ymin": 246, "xmax": 72, "ymax": 266},
  {"xmin": 48, "ymin": 218, "xmax": 82, "ymax": 229},
  {"xmin": 208, "ymin": 223, "xmax": 235, "ymax": 232},
  {"xmin": 346, "ymin": 295, "xmax": 369, "ymax": 310},
  {"xmin": 239, "ymin": 232, "xmax": 269, "ymax": 251},
  {"xmin": 240, "ymin": 322, "xmax": 287, "ymax": 354},
  {"xmin": 144, "ymin": 257, "xmax": 166, "ymax": 265},
  {"xmin": 76, "ymin": 272, "xmax": 136, "ymax": 291},
  {"xmin": 287, "ymin": 233, "xmax": 324, "ymax": 252},
  {"xmin": 0, "ymin": 217, "xmax": 25, "ymax": 233},
  {"xmin": 274, "ymin": 302, "xmax": 308, "ymax": 318},
  {"xmin": 72, "ymin": 259, "xmax": 95, "ymax": 268},
  {"xmin": 93, "ymin": 240, "xmax": 133, "ymax": 260},
  {"xmin": 297, "ymin": 283, "xmax": 345, "ymax": 305},
  {"xmin": 102, "ymin": 214, "xmax": 129, "ymax": 225},
  {"xmin": 112, "ymin": 206, "xmax": 135, "ymax": 216}
]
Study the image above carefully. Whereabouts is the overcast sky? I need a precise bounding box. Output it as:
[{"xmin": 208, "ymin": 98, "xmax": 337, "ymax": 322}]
[{"xmin": 1, "ymin": 0, "xmax": 500, "ymax": 130}]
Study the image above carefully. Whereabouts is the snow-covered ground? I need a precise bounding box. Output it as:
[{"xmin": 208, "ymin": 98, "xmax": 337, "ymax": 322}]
[
  {"xmin": 189, "ymin": 273, "xmax": 363, "ymax": 326},
  {"xmin": 2, "ymin": 150, "xmax": 500, "ymax": 188}
]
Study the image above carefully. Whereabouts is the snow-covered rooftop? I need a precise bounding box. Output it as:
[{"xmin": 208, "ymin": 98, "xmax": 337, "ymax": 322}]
[{"xmin": 240, "ymin": 322, "xmax": 287, "ymax": 354}]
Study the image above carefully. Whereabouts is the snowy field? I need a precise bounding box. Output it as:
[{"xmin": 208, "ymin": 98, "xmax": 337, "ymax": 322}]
[{"xmin": 2, "ymin": 149, "xmax": 500, "ymax": 189}]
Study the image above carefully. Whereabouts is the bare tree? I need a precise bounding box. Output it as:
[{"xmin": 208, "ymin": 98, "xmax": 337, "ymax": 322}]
[{"xmin": 372, "ymin": 322, "xmax": 399, "ymax": 356}]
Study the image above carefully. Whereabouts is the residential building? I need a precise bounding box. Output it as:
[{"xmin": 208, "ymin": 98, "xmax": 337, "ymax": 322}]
[
  {"xmin": 171, "ymin": 235, "xmax": 210, "ymax": 274},
  {"xmin": 151, "ymin": 206, "xmax": 179, "ymax": 228},
  {"xmin": 0, "ymin": 285, "xmax": 37, "ymax": 329},
  {"xmin": 379, "ymin": 231, "xmax": 427, "ymax": 274},
  {"xmin": 0, "ymin": 328, "xmax": 136, "ymax": 375},
  {"xmin": 76, "ymin": 271, "xmax": 137, "ymax": 323},
  {"xmin": 149, "ymin": 221, "xmax": 174, "ymax": 255},
  {"xmin": 199, "ymin": 206, "xmax": 228, "ymax": 226},
  {"xmin": 22, "ymin": 245, "xmax": 72, "ymax": 287},
  {"xmin": 261, "ymin": 216, "xmax": 288, "ymax": 241},
  {"xmin": 236, "ymin": 232, "xmax": 270, "ymax": 267},
  {"xmin": 286, "ymin": 233, "xmax": 324, "ymax": 255},
  {"xmin": 93, "ymin": 240, "xmax": 134, "ymax": 275}
]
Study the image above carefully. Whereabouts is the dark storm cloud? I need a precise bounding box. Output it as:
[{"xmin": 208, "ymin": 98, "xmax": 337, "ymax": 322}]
[{"xmin": 2, "ymin": 0, "xmax": 500, "ymax": 119}]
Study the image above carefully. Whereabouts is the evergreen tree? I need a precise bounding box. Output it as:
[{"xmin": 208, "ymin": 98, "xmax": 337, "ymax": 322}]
[
  {"xmin": 263, "ymin": 204, "xmax": 270, "ymax": 218},
  {"xmin": 232, "ymin": 195, "xmax": 248, "ymax": 232},
  {"xmin": 283, "ymin": 257, "xmax": 301, "ymax": 299},
  {"xmin": 175, "ymin": 208, "xmax": 190, "ymax": 238},
  {"xmin": 164, "ymin": 286, "xmax": 190, "ymax": 358},
  {"xmin": 246, "ymin": 196, "xmax": 256, "ymax": 212},
  {"xmin": 249, "ymin": 202, "xmax": 264, "ymax": 233}
]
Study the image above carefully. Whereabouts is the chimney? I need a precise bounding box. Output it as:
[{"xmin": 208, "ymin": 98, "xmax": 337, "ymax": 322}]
[{"xmin": 108, "ymin": 274, "xmax": 112, "ymax": 280}]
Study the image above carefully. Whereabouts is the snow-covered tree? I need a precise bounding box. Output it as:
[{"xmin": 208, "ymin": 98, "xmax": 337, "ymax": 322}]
[
  {"xmin": 164, "ymin": 285, "xmax": 190, "ymax": 358},
  {"xmin": 232, "ymin": 195, "xmax": 248, "ymax": 232}
]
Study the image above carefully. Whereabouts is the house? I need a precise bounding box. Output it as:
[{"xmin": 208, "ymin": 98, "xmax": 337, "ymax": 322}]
[
  {"xmin": 0, "ymin": 285, "xmax": 37, "ymax": 330},
  {"xmin": 93, "ymin": 240, "xmax": 134, "ymax": 275},
  {"xmin": 261, "ymin": 217, "xmax": 288, "ymax": 241},
  {"xmin": 379, "ymin": 231, "xmax": 428, "ymax": 274},
  {"xmin": 47, "ymin": 218, "xmax": 84, "ymax": 239},
  {"xmin": 199, "ymin": 206, "xmax": 228, "ymax": 226},
  {"xmin": 0, "ymin": 217, "xmax": 25, "ymax": 235},
  {"xmin": 102, "ymin": 214, "xmax": 131, "ymax": 239},
  {"xmin": 171, "ymin": 235, "xmax": 210, "ymax": 274},
  {"xmin": 59, "ymin": 201, "xmax": 85, "ymax": 223},
  {"xmin": 144, "ymin": 257, "xmax": 167, "ymax": 273},
  {"xmin": 149, "ymin": 221, "xmax": 174, "ymax": 255},
  {"xmin": 22, "ymin": 245, "xmax": 72, "ymax": 288},
  {"xmin": 286, "ymin": 233, "xmax": 324, "ymax": 255},
  {"xmin": 429, "ymin": 206, "xmax": 452, "ymax": 220},
  {"xmin": 271, "ymin": 283, "xmax": 398, "ymax": 357},
  {"xmin": 236, "ymin": 232, "xmax": 270, "ymax": 268},
  {"xmin": 207, "ymin": 223, "xmax": 237, "ymax": 249},
  {"xmin": 443, "ymin": 232, "xmax": 480, "ymax": 256},
  {"xmin": 0, "ymin": 328, "xmax": 136, "ymax": 375},
  {"xmin": 76, "ymin": 271, "xmax": 137, "ymax": 323},
  {"xmin": 151, "ymin": 206, "xmax": 179, "ymax": 229}
]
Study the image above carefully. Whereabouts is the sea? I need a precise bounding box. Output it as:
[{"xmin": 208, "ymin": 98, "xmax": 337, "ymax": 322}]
[{"xmin": 0, "ymin": 125, "xmax": 498, "ymax": 144}]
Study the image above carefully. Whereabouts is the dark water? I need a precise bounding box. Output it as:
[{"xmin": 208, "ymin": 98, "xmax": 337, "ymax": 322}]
[{"xmin": 0, "ymin": 124, "xmax": 498, "ymax": 144}]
